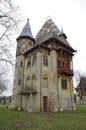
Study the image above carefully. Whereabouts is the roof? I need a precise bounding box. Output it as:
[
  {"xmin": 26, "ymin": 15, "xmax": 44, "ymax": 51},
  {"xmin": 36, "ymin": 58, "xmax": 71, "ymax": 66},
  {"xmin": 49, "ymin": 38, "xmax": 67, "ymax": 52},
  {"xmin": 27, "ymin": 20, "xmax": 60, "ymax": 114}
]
[
  {"xmin": 35, "ymin": 18, "xmax": 74, "ymax": 51},
  {"xmin": 17, "ymin": 19, "xmax": 35, "ymax": 42}
]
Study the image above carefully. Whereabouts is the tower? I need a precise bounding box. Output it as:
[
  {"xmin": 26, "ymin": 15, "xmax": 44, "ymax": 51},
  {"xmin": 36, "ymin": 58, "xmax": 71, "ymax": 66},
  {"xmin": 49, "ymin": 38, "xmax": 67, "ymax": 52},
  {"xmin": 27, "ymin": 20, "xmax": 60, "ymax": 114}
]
[
  {"xmin": 12, "ymin": 19, "xmax": 35, "ymax": 109},
  {"xmin": 12, "ymin": 18, "xmax": 76, "ymax": 112}
]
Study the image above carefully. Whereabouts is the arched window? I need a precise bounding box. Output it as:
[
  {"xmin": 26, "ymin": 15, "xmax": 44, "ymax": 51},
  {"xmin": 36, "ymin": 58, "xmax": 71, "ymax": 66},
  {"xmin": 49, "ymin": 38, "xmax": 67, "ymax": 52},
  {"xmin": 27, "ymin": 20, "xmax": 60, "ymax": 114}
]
[
  {"xmin": 27, "ymin": 56, "xmax": 31, "ymax": 68},
  {"xmin": 43, "ymin": 54, "xmax": 48, "ymax": 66},
  {"xmin": 32, "ymin": 74, "xmax": 36, "ymax": 89},
  {"xmin": 32, "ymin": 54, "xmax": 37, "ymax": 66},
  {"xmin": 26, "ymin": 76, "xmax": 30, "ymax": 88},
  {"xmin": 43, "ymin": 74, "xmax": 48, "ymax": 88}
]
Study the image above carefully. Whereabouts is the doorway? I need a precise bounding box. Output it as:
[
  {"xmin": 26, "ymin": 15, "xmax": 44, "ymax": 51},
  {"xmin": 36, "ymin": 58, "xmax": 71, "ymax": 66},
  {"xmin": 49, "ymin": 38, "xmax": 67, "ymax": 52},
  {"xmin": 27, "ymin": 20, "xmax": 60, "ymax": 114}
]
[{"xmin": 43, "ymin": 96, "xmax": 48, "ymax": 112}]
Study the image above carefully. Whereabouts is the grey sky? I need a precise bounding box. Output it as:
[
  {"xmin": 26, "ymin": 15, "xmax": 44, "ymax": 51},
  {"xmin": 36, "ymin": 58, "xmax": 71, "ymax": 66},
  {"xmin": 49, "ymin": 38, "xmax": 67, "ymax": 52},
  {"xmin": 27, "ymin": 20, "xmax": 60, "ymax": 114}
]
[{"xmin": 15, "ymin": 0, "xmax": 86, "ymax": 72}]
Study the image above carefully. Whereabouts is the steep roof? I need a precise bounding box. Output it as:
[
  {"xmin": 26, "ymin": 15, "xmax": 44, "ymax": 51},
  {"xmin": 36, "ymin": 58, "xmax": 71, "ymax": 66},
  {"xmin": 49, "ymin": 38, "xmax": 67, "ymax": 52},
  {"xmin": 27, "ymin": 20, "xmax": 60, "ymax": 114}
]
[
  {"xmin": 17, "ymin": 19, "xmax": 35, "ymax": 42},
  {"xmin": 36, "ymin": 18, "xmax": 74, "ymax": 50}
]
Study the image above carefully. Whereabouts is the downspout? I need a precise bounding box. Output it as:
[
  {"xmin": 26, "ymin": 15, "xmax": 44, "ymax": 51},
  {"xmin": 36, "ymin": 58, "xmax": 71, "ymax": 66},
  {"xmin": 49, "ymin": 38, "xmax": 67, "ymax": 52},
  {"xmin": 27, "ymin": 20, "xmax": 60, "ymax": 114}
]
[
  {"xmin": 20, "ymin": 55, "xmax": 25, "ymax": 110},
  {"xmin": 57, "ymin": 49, "xmax": 60, "ymax": 111},
  {"xmin": 39, "ymin": 47, "xmax": 42, "ymax": 112},
  {"xmin": 57, "ymin": 75, "xmax": 60, "ymax": 111},
  {"xmin": 70, "ymin": 76, "xmax": 73, "ymax": 110}
]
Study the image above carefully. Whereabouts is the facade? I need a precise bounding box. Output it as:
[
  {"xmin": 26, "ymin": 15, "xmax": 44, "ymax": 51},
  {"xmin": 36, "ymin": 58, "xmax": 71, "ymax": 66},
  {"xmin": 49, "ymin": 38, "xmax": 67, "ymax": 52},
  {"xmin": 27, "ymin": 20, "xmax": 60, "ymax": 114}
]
[{"xmin": 12, "ymin": 18, "xmax": 76, "ymax": 112}]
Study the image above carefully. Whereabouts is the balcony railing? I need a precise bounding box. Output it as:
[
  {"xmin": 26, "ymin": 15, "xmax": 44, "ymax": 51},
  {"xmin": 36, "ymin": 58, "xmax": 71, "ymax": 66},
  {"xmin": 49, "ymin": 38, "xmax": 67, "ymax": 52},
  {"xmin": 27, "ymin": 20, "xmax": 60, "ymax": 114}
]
[
  {"xmin": 58, "ymin": 67, "xmax": 73, "ymax": 76},
  {"xmin": 20, "ymin": 87, "xmax": 37, "ymax": 95}
]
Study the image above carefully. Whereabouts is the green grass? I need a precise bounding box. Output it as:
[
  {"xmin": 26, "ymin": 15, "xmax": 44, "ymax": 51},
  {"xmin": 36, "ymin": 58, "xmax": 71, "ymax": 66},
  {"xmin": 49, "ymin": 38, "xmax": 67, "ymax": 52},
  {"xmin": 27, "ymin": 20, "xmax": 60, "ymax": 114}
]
[{"xmin": 0, "ymin": 105, "xmax": 86, "ymax": 130}]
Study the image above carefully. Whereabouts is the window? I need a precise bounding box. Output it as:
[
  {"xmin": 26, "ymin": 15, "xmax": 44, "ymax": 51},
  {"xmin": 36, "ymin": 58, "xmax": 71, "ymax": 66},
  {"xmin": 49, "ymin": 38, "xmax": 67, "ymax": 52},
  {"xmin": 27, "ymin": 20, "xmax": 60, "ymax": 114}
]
[
  {"xmin": 43, "ymin": 74, "xmax": 48, "ymax": 88},
  {"xmin": 29, "ymin": 41, "xmax": 32, "ymax": 46},
  {"xmin": 62, "ymin": 61, "xmax": 64, "ymax": 67},
  {"xmin": 43, "ymin": 54, "xmax": 48, "ymax": 66},
  {"xmin": 21, "ymin": 61, "xmax": 22, "ymax": 67},
  {"xmin": 43, "ymin": 77, "xmax": 48, "ymax": 88},
  {"xmin": 18, "ymin": 79, "xmax": 21, "ymax": 85},
  {"xmin": 62, "ymin": 79, "xmax": 67, "ymax": 89},
  {"xmin": 26, "ymin": 76, "xmax": 30, "ymax": 87},
  {"xmin": 32, "ymin": 74, "xmax": 36, "ymax": 89},
  {"xmin": 32, "ymin": 54, "xmax": 37, "ymax": 66},
  {"xmin": 27, "ymin": 56, "xmax": 31, "ymax": 68},
  {"xmin": 58, "ymin": 59, "xmax": 61, "ymax": 67}
]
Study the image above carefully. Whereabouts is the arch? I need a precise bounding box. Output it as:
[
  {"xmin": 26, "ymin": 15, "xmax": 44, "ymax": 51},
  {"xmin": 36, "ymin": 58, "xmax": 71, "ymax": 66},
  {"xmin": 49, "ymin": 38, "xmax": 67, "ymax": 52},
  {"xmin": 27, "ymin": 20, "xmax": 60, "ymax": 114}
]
[
  {"xmin": 26, "ymin": 76, "xmax": 30, "ymax": 87},
  {"xmin": 32, "ymin": 74, "xmax": 36, "ymax": 88}
]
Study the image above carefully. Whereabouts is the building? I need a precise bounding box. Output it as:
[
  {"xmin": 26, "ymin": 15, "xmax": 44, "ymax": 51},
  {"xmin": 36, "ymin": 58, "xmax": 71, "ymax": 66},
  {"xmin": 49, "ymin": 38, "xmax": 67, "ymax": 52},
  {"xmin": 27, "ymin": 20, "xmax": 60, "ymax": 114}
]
[
  {"xmin": 12, "ymin": 18, "xmax": 76, "ymax": 112},
  {"xmin": 76, "ymin": 77, "xmax": 86, "ymax": 103}
]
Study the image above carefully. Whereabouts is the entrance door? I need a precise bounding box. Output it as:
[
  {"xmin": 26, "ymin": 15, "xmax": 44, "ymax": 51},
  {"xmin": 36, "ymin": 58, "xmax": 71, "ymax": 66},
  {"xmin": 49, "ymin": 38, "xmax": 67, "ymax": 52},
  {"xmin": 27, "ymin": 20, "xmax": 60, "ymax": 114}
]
[{"xmin": 43, "ymin": 96, "xmax": 47, "ymax": 112}]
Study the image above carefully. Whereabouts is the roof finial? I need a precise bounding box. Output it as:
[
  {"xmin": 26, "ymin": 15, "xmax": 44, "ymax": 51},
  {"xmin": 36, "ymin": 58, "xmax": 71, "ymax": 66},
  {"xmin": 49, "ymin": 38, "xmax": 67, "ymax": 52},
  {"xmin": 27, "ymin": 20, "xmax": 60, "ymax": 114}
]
[
  {"xmin": 61, "ymin": 25, "xmax": 63, "ymax": 32},
  {"xmin": 27, "ymin": 18, "xmax": 29, "ymax": 22},
  {"xmin": 45, "ymin": 15, "xmax": 51, "ymax": 21}
]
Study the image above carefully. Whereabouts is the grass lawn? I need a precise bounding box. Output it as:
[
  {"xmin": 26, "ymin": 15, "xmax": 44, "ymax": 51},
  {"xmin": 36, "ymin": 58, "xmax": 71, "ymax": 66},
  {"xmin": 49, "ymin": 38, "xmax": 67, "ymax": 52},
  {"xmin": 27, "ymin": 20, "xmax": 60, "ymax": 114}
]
[{"xmin": 0, "ymin": 105, "xmax": 86, "ymax": 130}]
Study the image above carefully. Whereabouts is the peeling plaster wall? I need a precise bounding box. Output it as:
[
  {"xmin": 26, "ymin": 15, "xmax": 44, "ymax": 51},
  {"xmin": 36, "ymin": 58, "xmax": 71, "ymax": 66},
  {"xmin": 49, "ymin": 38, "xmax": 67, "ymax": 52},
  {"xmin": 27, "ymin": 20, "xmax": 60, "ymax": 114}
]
[{"xmin": 12, "ymin": 47, "xmax": 75, "ymax": 112}]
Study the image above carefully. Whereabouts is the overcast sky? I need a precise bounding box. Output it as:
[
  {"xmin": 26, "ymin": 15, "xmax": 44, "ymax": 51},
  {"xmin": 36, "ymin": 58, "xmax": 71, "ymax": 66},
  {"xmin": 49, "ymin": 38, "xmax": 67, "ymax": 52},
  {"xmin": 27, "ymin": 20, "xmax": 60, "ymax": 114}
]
[{"xmin": 15, "ymin": 0, "xmax": 86, "ymax": 72}]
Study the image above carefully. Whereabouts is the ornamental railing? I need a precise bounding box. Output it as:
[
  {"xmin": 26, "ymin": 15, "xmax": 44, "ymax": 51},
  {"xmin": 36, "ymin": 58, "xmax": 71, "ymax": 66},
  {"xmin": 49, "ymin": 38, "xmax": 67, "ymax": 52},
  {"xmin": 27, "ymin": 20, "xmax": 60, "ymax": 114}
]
[
  {"xmin": 20, "ymin": 87, "xmax": 37, "ymax": 95},
  {"xmin": 58, "ymin": 67, "xmax": 73, "ymax": 76}
]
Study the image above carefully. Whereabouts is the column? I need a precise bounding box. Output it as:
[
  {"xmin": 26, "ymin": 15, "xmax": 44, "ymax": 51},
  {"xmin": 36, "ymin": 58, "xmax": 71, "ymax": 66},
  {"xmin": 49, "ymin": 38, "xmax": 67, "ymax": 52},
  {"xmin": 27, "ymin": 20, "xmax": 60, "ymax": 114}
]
[
  {"xmin": 49, "ymin": 49, "xmax": 58, "ymax": 111},
  {"xmin": 37, "ymin": 51, "xmax": 43, "ymax": 111}
]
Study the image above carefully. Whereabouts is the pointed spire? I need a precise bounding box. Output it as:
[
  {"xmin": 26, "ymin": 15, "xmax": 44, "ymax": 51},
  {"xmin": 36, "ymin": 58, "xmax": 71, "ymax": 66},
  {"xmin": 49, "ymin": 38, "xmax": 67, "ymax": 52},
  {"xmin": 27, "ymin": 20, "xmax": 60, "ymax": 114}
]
[
  {"xmin": 17, "ymin": 19, "xmax": 35, "ymax": 42},
  {"xmin": 61, "ymin": 25, "xmax": 63, "ymax": 33}
]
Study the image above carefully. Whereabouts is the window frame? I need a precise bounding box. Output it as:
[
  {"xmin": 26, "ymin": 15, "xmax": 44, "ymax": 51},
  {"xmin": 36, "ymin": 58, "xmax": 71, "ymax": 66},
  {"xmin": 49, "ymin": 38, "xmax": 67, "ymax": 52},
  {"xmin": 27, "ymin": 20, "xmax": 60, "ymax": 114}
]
[
  {"xmin": 32, "ymin": 54, "xmax": 37, "ymax": 66},
  {"xmin": 27, "ymin": 56, "xmax": 31, "ymax": 68},
  {"xmin": 62, "ymin": 79, "xmax": 67, "ymax": 89},
  {"xmin": 43, "ymin": 54, "xmax": 48, "ymax": 66}
]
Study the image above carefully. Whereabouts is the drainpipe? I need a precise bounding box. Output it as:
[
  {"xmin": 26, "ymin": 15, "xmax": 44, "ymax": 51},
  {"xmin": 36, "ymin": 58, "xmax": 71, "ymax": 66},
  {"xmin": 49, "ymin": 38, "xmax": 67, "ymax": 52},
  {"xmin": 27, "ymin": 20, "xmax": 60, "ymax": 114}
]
[
  {"xmin": 20, "ymin": 56, "xmax": 25, "ymax": 110},
  {"xmin": 57, "ymin": 75, "xmax": 61, "ymax": 111},
  {"xmin": 39, "ymin": 48, "xmax": 42, "ymax": 112},
  {"xmin": 29, "ymin": 56, "xmax": 33, "ymax": 112},
  {"xmin": 70, "ymin": 76, "xmax": 73, "ymax": 110}
]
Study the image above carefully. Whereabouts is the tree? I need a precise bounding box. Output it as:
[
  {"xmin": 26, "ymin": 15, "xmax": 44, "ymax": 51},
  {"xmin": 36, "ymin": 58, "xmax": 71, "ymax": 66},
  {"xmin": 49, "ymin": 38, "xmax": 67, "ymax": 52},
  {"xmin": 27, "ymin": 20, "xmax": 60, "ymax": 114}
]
[
  {"xmin": 74, "ymin": 70, "xmax": 86, "ymax": 100},
  {"xmin": 0, "ymin": 0, "xmax": 19, "ymax": 65},
  {"xmin": 73, "ymin": 70, "xmax": 82, "ymax": 86},
  {"xmin": 0, "ymin": 63, "xmax": 9, "ymax": 94},
  {"xmin": 73, "ymin": 70, "xmax": 86, "ymax": 86},
  {"xmin": 0, "ymin": 0, "xmax": 20, "ymax": 94}
]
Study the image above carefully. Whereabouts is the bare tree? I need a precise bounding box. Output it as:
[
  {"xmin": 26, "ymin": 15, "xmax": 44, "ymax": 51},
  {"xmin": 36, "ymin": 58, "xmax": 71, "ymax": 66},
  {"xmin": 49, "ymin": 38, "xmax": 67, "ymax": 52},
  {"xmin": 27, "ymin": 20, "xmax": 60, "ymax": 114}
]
[
  {"xmin": 0, "ymin": 0, "xmax": 20, "ymax": 94},
  {"xmin": 0, "ymin": 63, "xmax": 10, "ymax": 94},
  {"xmin": 73, "ymin": 70, "xmax": 86, "ymax": 99},
  {"xmin": 0, "ymin": 0, "xmax": 19, "ymax": 65},
  {"xmin": 73, "ymin": 70, "xmax": 82, "ymax": 86},
  {"xmin": 73, "ymin": 70, "xmax": 86, "ymax": 86}
]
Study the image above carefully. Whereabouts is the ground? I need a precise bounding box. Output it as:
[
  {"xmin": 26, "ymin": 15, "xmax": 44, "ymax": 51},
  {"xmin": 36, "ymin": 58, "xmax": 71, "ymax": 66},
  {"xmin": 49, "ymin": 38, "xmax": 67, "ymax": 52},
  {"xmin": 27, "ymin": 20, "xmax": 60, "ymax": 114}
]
[{"xmin": 0, "ymin": 104, "xmax": 86, "ymax": 130}]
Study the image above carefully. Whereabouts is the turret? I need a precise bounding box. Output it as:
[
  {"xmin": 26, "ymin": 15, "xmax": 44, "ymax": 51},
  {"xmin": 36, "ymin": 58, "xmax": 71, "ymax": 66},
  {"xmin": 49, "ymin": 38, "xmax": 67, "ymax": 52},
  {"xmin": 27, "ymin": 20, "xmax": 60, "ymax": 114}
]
[
  {"xmin": 13, "ymin": 19, "xmax": 35, "ymax": 109},
  {"xmin": 16, "ymin": 19, "xmax": 35, "ymax": 56}
]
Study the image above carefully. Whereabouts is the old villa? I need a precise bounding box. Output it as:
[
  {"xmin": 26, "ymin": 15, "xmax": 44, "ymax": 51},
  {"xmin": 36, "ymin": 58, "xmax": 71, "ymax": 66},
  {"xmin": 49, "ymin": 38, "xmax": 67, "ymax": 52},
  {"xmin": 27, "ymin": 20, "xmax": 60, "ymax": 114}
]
[{"xmin": 12, "ymin": 18, "xmax": 76, "ymax": 112}]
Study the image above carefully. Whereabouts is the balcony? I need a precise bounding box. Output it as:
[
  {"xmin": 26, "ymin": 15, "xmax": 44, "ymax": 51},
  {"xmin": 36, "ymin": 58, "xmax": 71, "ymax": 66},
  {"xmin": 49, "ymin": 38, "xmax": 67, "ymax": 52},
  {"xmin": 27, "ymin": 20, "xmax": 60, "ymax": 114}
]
[
  {"xmin": 20, "ymin": 87, "xmax": 37, "ymax": 95},
  {"xmin": 58, "ymin": 67, "xmax": 73, "ymax": 76}
]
